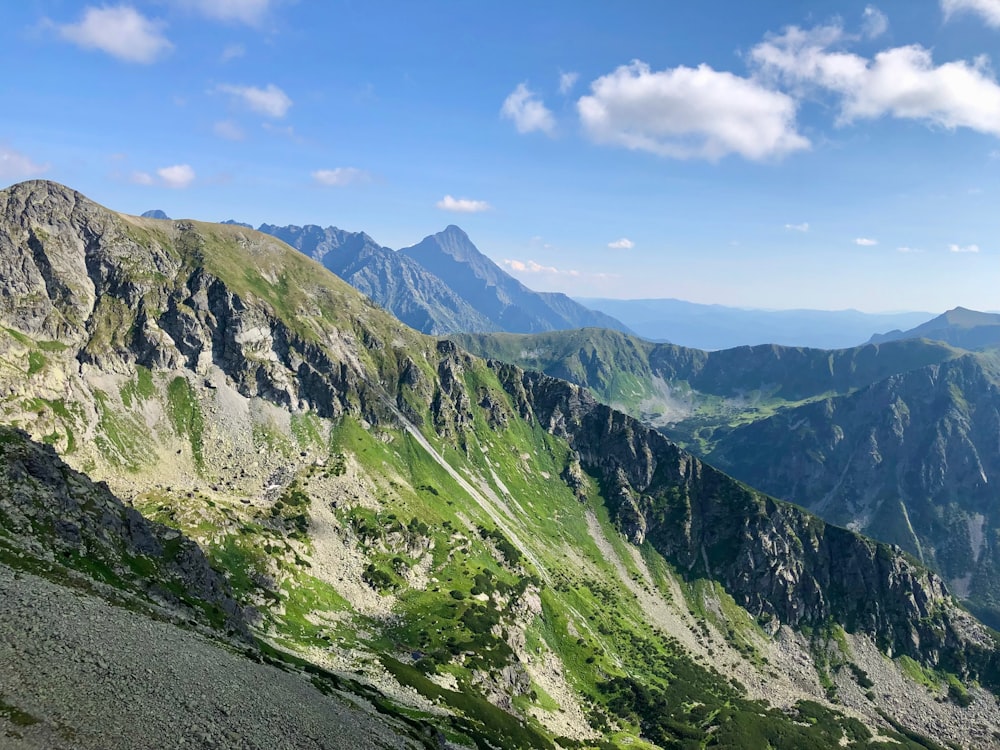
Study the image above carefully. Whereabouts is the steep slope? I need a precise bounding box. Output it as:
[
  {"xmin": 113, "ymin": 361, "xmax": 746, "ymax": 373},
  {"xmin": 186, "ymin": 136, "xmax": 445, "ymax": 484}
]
[
  {"xmin": 577, "ymin": 296, "xmax": 934, "ymax": 350},
  {"xmin": 400, "ymin": 225, "xmax": 632, "ymax": 334},
  {"xmin": 453, "ymin": 328, "xmax": 962, "ymax": 450},
  {"xmin": 260, "ymin": 223, "xmax": 497, "ymax": 334},
  {"xmin": 870, "ymin": 306, "xmax": 1000, "ymax": 350},
  {"xmin": 709, "ymin": 352, "xmax": 1000, "ymax": 627},
  {"xmin": 1, "ymin": 180, "xmax": 998, "ymax": 748}
]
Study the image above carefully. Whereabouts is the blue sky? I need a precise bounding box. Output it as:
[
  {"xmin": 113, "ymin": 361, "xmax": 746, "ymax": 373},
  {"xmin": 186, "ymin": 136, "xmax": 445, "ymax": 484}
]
[{"xmin": 3, "ymin": 1, "xmax": 1000, "ymax": 312}]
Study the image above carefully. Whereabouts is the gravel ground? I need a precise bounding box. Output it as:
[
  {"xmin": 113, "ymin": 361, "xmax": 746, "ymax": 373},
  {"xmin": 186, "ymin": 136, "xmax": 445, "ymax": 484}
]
[{"xmin": 0, "ymin": 563, "xmax": 422, "ymax": 750}]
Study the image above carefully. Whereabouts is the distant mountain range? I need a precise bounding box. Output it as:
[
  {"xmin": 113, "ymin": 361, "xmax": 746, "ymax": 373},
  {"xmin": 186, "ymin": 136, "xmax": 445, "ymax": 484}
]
[
  {"xmin": 258, "ymin": 222, "xmax": 631, "ymax": 336},
  {"xmin": 869, "ymin": 306, "xmax": 1000, "ymax": 349},
  {"xmin": 577, "ymin": 297, "xmax": 934, "ymax": 350}
]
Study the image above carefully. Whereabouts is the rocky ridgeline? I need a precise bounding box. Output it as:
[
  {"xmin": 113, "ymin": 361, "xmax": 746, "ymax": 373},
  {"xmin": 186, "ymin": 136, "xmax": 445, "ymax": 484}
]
[{"xmin": 487, "ymin": 362, "xmax": 1000, "ymax": 683}]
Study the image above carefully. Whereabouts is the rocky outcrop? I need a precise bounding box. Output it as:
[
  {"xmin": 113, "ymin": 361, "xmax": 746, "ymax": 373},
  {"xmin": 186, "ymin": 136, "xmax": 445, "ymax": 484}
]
[
  {"xmin": 489, "ymin": 362, "xmax": 999, "ymax": 681},
  {"xmin": 0, "ymin": 426, "xmax": 247, "ymax": 635}
]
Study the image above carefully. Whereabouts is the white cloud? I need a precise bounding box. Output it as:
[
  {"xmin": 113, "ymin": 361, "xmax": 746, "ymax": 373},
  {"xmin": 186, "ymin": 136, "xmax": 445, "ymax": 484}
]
[
  {"xmin": 501, "ymin": 83, "xmax": 556, "ymax": 135},
  {"xmin": 897, "ymin": 246, "xmax": 922, "ymax": 253},
  {"xmin": 785, "ymin": 222, "xmax": 810, "ymax": 232},
  {"xmin": 436, "ymin": 195, "xmax": 491, "ymax": 213},
  {"xmin": 312, "ymin": 167, "xmax": 370, "ymax": 186},
  {"xmin": 949, "ymin": 243, "xmax": 981, "ymax": 252},
  {"xmin": 942, "ymin": 0, "xmax": 1000, "ymax": 27},
  {"xmin": 608, "ymin": 238, "xmax": 635, "ymax": 249},
  {"xmin": 751, "ymin": 23, "xmax": 1000, "ymax": 136},
  {"xmin": 503, "ymin": 259, "xmax": 580, "ymax": 276},
  {"xmin": 862, "ymin": 6, "xmax": 889, "ymax": 38},
  {"xmin": 577, "ymin": 60, "xmax": 808, "ymax": 161},
  {"xmin": 181, "ymin": 0, "xmax": 274, "ymax": 25},
  {"xmin": 213, "ymin": 120, "xmax": 245, "ymax": 141},
  {"xmin": 157, "ymin": 164, "xmax": 195, "ymax": 189},
  {"xmin": 58, "ymin": 5, "xmax": 172, "ymax": 63},
  {"xmin": 217, "ymin": 83, "xmax": 292, "ymax": 118},
  {"xmin": 0, "ymin": 147, "xmax": 49, "ymax": 179},
  {"xmin": 855, "ymin": 237, "xmax": 878, "ymax": 245},
  {"xmin": 559, "ymin": 71, "xmax": 579, "ymax": 94}
]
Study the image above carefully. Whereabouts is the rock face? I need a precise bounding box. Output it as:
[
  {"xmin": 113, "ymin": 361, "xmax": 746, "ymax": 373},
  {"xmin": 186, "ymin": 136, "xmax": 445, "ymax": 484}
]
[
  {"xmin": 710, "ymin": 353, "xmax": 1000, "ymax": 626},
  {"xmin": 490, "ymin": 363, "xmax": 999, "ymax": 681}
]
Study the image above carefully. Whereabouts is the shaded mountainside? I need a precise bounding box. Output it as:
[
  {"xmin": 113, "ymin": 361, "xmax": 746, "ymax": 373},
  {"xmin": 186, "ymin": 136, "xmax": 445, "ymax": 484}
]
[
  {"xmin": 1, "ymin": 180, "xmax": 999, "ymax": 748},
  {"xmin": 0, "ymin": 426, "xmax": 245, "ymax": 635},
  {"xmin": 709, "ymin": 352, "xmax": 1000, "ymax": 627},
  {"xmin": 576, "ymin": 296, "xmax": 934, "ymax": 350},
  {"xmin": 400, "ymin": 226, "xmax": 633, "ymax": 334},
  {"xmin": 870, "ymin": 306, "xmax": 1000, "ymax": 350}
]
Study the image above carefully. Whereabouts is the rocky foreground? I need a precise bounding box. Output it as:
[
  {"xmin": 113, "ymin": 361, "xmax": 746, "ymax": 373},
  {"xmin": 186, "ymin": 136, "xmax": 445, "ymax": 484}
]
[{"xmin": 0, "ymin": 563, "xmax": 418, "ymax": 750}]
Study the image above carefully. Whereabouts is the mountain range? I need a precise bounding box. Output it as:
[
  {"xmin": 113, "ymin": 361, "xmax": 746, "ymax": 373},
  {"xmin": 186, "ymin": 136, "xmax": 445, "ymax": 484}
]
[
  {"xmin": 259, "ymin": 222, "xmax": 631, "ymax": 336},
  {"xmin": 3, "ymin": 180, "xmax": 998, "ymax": 748},
  {"xmin": 455, "ymin": 326, "xmax": 1000, "ymax": 629},
  {"xmin": 870, "ymin": 306, "xmax": 1000, "ymax": 350},
  {"xmin": 576, "ymin": 297, "xmax": 935, "ymax": 350}
]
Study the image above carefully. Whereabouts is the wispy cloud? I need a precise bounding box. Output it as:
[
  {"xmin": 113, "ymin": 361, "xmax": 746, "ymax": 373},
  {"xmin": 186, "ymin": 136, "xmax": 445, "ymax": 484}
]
[
  {"xmin": 436, "ymin": 195, "xmax": 491, "ymax": 213},
  {"xmin": 608, "ymin": 238, "xmax": 635, "ymax": 249},
  {"xmin": 220, "ymin": 43, "xmax": 246, "ymax": 62},
  {"xmin": 157, "ymin": 164, "xmax": 196, "ymax": 188},
  {"xmin": 217, "ymin": 83, "xmax": 292, "ymax": 118},
  {"xmin": 213, "ymin": 120, "xmax": 245, "ymax": 141},
  {"xmin": 503, "ymin": 259, "xmax": 580, "ymax": 276},
  {"xmin": 855, "ymin": 237, "xmax": 878, "ymax": 246},
  {"xmin": 949, "ymin": 243, "xmax": 981, "ymax": 253},
  {"xmin": 785, "ymin": 222, "xmax": 810, "ymax": 232},
  {"xmin": 897, "ymin": 246, "xmax": 923, "ymax": 253},
  {"xmin": 942, "ymin": 0, "xmax": 1000, "ymax": 27},
  {"xmin": 130, "ymin": 171, "xmax": 155, "ymax": 186},
  {"xmin": 578, "ymin": 60, "xmax": 808, "ymax": 161},
  {"xmin": 312, "ymin": 167, "xmax": 370, "ymax": 186},
  {"xmin": 180, "ymin": 0, "xmax": 275, "ymax": 25},
  {"xmin": 0, "ymin": 146, "xmax": 49, "ymax": 179},
  {"xmin": 559, "ymin": 71, "xmax": 579, "ymax": 94},
  {"xmin": 57, "ymin": 5, "xmax": 172, "ymax": 64},
  {"xmin": 501, "ymin": 83, "xmax": 556, "ymax": 135},
  {"xmin": 862, "ymin": 6, "xmax": 889, "ymax": 38}
]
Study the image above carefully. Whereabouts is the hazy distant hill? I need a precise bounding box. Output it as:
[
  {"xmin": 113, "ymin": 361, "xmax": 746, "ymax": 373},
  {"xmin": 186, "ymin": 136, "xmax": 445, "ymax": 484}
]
[
  {"xmin": 400, "ymin": 226, "xmax": 632, "ymax": 334},
  {"xmin": 140, "ymin": 209, "xmax": 170, "ymax": 219},
  {"xmin": 578, "ymin": 297, "xmax": 933, "ymax": 350},
  {"xmin": 869, "ymin": 306, "xmax": 1000, "ymax": 349}
]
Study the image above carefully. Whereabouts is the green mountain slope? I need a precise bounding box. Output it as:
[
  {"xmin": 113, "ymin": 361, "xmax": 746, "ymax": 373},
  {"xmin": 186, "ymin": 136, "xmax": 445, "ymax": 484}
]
[{"xmin": 1, "ymin": 180, "xmax": 998, "ymax": 749}]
